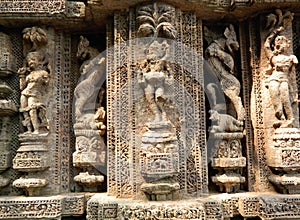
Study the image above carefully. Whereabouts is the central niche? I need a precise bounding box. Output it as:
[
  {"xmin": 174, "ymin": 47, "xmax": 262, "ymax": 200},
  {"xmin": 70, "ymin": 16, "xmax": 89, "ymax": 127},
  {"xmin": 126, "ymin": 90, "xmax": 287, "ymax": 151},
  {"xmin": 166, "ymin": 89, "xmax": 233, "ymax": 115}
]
[{"xmin": 106, "ymin": 2, "xmax": 208, "ymax": 199}]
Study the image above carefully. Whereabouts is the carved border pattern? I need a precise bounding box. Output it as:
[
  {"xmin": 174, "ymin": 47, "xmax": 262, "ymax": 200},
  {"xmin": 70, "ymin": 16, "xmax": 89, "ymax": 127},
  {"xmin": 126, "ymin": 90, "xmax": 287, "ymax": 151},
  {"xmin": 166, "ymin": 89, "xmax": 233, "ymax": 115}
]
[
  {"xmin": 0, "ymin": 0, "xmax": 65, "ymax": 14},
  {"xmin": 0, "ymin": 199, "xmax": 61, "ymax": 218},
  {"xmin": 49, "ymin": 31, "xmax": 71, "ymax": 192},
  {"xmin": 118, "ymin": 203, "xmax": 206, "ymax": 219},
  {"xmin": 111, "ymin": 12, "xmax": 131, "ymax": 198},
  {"xmin": 175, "ymin": 11, "xmax": 207, "ymax": 195},
  {"xmin": 106, "ymin": 20, "xmax": 116, "ymax": 195},
  {"xmin": 249, "ymin": 19, "xmax": 272, "ymax": 191},
  {"xmin": 239, "ymin": 21, "xmax": 255, "ymax": 191},
  {"xmin": 60, "ymin": 32, "xmax": 72, "ymax": 192},
  {"xmin": 128, "ymin": 8, "xmax": 139, "ymax": 195}
]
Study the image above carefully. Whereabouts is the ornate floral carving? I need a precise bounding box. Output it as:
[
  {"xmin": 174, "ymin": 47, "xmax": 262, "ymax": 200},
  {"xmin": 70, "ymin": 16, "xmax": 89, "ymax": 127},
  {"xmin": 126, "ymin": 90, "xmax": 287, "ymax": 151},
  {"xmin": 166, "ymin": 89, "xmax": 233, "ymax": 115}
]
[{"xmin": 137, "ymin": 2, "xmax": 176, "ymax": 39}]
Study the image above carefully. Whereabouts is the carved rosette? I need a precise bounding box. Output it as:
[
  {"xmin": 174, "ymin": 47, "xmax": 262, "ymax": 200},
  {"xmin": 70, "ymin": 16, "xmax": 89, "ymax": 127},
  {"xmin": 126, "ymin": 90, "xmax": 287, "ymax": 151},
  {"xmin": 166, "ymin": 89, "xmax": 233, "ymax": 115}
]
[
  {"xmin": 266, "ymin": 128, "xmax": 300, "ymax": 193},
  {"xmin": 211, "ymin": 132, "xmax": 246, "ymax": 193}
]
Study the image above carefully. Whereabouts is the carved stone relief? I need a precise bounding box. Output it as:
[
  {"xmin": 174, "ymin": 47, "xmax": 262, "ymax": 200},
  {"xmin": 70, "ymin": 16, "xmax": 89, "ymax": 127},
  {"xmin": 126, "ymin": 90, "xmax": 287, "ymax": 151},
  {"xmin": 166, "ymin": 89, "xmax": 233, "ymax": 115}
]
[
  {"xmin": 105, "ymin": 2, "xmax": 208, "ymax": 201},
  {"xmin": 0, "ymin": 1, "xmax": 299, "ymax": 220},
  {"xmin": 204, "ymin": 24, "xmax": 246, "ymax": 193},
  {"xmin": 258, "ymin": 9, "xmax": 300, "ymax": 194},
  {"xmin": 73, "ymin": 36, "xmax": 106, "ymax": 191}
]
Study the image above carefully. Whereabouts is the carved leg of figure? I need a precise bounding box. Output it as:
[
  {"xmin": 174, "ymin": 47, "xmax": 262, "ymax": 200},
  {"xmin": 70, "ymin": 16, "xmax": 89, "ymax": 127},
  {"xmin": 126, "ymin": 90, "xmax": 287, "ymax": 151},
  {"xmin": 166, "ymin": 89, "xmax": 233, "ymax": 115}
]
[
  {"xmin": 269, "ymin": 80, "xmax": 284, "ymax": 120},
  {"xmin": 224, "ymin": 90, "xmax": 245, "ymax": 121},
  {"xmin": 206, "ymin": 83, "xmax": 217, "ymax": 108},
  {"xmin": 280, "ymin": 81, "xmax": 294, "ymax": 121},
  {"xmin": 156, "ymin": 86, "xmax": 166, "ymax": 121},
  {"xmin": 29, "ymin": 109, "xmax": 39, "ymax": 134},
  {"xmin": 20, "ymin": 95, "xmax": 33, "ymax": 132},
  {"xmin": 144, "ymin": 84, "xmax": 161, "ymax": 122},
  {"xmin": 22, "ymin": 112, "xmax": 33, "ymax": 133}
]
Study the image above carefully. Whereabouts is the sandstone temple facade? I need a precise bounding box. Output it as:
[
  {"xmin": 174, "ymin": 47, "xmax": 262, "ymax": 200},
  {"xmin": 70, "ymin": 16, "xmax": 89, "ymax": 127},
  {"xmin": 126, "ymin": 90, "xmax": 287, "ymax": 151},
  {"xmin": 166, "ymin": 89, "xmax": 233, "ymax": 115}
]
[{"xmin": 0, "ymin": 0, "xmax": 300, "ymax": 219}]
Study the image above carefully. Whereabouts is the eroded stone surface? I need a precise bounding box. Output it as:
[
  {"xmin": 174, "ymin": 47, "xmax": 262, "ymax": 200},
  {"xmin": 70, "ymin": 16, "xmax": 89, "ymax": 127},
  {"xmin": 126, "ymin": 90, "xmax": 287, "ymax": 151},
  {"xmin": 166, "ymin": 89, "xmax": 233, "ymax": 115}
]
[{"xmin": 0, "ymin": 1, "xmax": 299, "ymax": 219}]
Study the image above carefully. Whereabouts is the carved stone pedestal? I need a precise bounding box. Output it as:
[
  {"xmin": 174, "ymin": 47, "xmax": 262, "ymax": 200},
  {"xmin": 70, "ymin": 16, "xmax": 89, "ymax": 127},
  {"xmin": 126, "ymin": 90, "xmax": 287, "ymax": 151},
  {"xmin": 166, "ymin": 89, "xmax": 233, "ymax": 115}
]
[
  {"xmin": 0, "ymin": 194, "xmax": 85, "ymax": 219},
  {"xmin": 141, "ymin": 181, "xmax": 180, "ymax": 201},
  {"xmin": 13, "ymin": 133, "xmax": 49, "ymax": 196},
  {"xmin": 211, "ymin": 132, "xmax": 246, "ymax": 193},
  {"xmin": 266, "ymin": 128, "xmax": 300, "ymax": 194},
  {"xmin": 73, "ymin": 129, "xmax": 105, "ymax": 192},
  {"xmin": 140, "ymin": 121, "xmax": 179, "ymax": 200}
]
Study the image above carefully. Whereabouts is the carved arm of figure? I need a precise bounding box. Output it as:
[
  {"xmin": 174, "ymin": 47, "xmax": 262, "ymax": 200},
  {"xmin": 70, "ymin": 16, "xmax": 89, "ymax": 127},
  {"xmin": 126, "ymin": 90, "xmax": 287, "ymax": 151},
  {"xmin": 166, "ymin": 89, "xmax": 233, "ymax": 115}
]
[
  {"xmin": 137, "ymin": 61, "xmax": 147, "ymax": 89},
  {"xmin": 18, "ymin": 67, "xmax": 28, "ymax": 91},
  {"xmin": 264, "ymin": 26, "xmax": 285, "ymax": 59}
]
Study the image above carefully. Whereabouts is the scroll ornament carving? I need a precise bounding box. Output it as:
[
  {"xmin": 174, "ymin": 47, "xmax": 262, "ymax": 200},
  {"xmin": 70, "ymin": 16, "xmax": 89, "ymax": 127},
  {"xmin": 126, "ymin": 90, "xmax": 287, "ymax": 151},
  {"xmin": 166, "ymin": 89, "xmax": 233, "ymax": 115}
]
[
  {"xmin": 73, "ymin": 36, "xmax": 106, "ymax": 191},
  {"xmin": 205, "ymin": 25, "xmax": 246, "ymax": 193}
]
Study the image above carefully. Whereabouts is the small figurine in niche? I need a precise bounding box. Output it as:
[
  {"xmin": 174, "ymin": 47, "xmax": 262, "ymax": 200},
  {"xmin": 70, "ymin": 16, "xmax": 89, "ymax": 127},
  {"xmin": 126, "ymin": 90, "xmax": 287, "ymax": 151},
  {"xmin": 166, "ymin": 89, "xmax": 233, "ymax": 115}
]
[
  {"xmin": 264, "ymin": 26, "xmax": 298, "ymax": 127},
  {"xmin": 209, "ymin": 109, "xmax": 243, "ymax": 133},
  {"xmin": 18, "ymin": 51, "xmax": 49, "ymax": 134},
  {"xmin": 138, "ymin": 40, "xmax": 172, "ymax": 122},
  {"xmin": 205, "ymin": 24, "xmax": 245, "ymax": 121}
]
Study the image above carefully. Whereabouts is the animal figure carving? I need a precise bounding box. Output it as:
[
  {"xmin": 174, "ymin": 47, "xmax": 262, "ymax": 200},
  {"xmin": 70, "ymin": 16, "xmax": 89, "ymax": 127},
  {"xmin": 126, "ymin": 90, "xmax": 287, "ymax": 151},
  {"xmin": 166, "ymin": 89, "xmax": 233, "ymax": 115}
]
[
  {"xmin": 74, "ymin": 36, "xmax": 105, "ymax": 121},
  {"xmin": 205, "ymin": 25, "xmax": 245, "ymax": 120},
  {"xmin": 209, "ymin": 110, "xmax": 243, "ymax": 133}
]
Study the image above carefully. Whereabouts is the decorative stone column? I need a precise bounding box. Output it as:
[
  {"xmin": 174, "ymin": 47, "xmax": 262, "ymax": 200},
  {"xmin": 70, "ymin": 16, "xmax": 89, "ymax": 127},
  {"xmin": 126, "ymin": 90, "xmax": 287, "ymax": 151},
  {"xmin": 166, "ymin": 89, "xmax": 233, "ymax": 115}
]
[{"xmin": 140, "ymin": 121, "xmax": 180, "ymax": 201}]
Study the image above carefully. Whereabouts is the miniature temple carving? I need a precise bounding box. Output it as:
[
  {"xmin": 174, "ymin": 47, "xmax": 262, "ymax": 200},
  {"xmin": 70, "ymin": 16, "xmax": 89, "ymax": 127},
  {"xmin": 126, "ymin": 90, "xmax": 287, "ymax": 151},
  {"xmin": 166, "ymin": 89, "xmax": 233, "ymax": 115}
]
[{"xmin": 205, "ymin": 24, "xmax": 246, "ymax": 193}]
